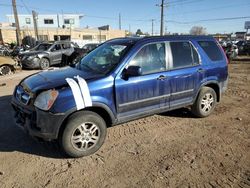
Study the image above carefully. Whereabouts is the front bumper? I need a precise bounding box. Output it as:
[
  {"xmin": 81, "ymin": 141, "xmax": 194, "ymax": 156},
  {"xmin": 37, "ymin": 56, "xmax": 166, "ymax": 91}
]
[
  {"xmin": 11, "ymin": 96, "xmax": 66, "ymax": 141},
  {"xmin": 21, "ymin": 57, "xmax": 40, "ymax": 69}
]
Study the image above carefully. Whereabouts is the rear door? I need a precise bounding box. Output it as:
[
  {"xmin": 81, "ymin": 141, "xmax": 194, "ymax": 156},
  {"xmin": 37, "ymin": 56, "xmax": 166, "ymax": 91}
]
[
  {"xmin": 165, "ymin": 41, "xmax": 203, "ymax": 109},
  {"xmin": 115, "ymin": 42, "xmax": 170, "ymax": 119}
]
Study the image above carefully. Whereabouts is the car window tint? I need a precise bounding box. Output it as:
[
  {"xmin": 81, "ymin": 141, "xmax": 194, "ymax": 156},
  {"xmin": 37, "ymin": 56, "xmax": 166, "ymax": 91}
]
[
  {"xmin": 53, "ymin": 44, "xmax": 61, "ymax": 51},
  {"xmin": 62, "ymin": 43, "xmax": 70, "ymax": 49},
  {"xmin": 129, "ymin": 43, "xmax": 166, "ymax": 75},
  {"xmin": 198, "ymin": 41, "xmax": 223, "ymax": 61},
  {"xmin": 170, "ymin": 42, "xmax": 194, "ymax": 69}
]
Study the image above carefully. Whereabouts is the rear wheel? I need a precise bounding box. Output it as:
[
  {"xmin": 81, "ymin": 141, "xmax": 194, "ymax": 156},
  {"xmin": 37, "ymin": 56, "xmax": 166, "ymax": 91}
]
[
  {"xmin": 40, "ymin": 58, "xmax": 50, "ymax": 70},
  {"xmin": 0, "ymin": 65, "xmax": 12, "ymax": 75},
  {"xmin": 60, "ymin": 111, "xmax": 107, "ymax": 158},
  {"xmin": 191, "ymin": 87, "xmax": 217, "ymax": 117}
]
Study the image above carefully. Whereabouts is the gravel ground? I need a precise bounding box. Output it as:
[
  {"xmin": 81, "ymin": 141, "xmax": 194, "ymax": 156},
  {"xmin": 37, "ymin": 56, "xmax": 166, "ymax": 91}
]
[{"xmin": 0, "ymin": 62, "xmax": 249, "ymax": 188}]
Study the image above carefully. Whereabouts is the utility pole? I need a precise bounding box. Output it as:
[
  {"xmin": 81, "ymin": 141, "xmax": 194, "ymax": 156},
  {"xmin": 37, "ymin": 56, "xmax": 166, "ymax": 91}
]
[
  {"xmin": 160, "ymin": 0, "xmax": 165, "ymax": 36},
  {"xmin": 32, "ymin": 10, "xmax": 39, "ymax": 41},
  {"xmin": 151, "ymin": 19, "xmax": 155, "ymax": 36},
  {"xmin": 119, "ymin": 13, "xmax": 121, "ymax": 30},
  {"xmin": 12, "ymin": 0, "xmax": 22, "ymax": 45}
]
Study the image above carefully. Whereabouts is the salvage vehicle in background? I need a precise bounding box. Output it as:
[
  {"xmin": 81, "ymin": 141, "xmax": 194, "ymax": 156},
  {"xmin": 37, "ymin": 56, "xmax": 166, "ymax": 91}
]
[
  {"xmin": 12, "ymin": 36, "xmax": 228, "ymax": 158},
  {"xmin": 20, "ymin": 41, "xmax": 76, "ymax": 69},
  {"xmin": 221, "ymin": 42, "xmax": 238, "ymax": 60},
  {"xmin": 0, "ymin": 56, "xmax": 20, "ymax": 76},
  {"xmin": 69, "ymin": 43, "xmax": 101, "ymax": 65},
  {"xmin": 236, "ymin": 40, "xmax": 250, "ymax": 56}
]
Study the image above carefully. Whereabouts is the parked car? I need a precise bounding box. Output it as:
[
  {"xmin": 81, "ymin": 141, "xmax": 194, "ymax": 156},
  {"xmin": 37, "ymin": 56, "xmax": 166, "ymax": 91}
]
[
  {"xmin": 69, "ymin": 43, "xmax": 101, "ymax": 65},
  {"xmin": 12, "ymin": 36, "xmax": 228, "ymax": 157},
  {"xmin": 236, "ymin": 40, "xmax": 250, "ymax": 55},
  {"xmin": 221, "ymin": 42, "xmax": 238, "ymax": 60},
  {"xmin": 0, "ymin": 56, "xmax": 20, "ymax": 75},
  {"xmin": 20, "ymin": 41, "xmax": 76, "ymax": 69},
  {"xmin": 82, "ymin": 43, "xmax": 100, "ymax": 53}
]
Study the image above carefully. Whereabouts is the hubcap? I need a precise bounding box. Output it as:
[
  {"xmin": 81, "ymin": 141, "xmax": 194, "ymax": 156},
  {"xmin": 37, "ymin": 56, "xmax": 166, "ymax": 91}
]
[
  {"xmin": 201, "ymin": 93, "xmax": 214, "ymax": 113},
  {"xmin": 41, "ymin": 59, "xmax": 49, "ymax": 69},
  {"xmin": 0, "ymin": 65, "xmax": 11, "ymax": 75},
  {"xmin": 71, "ymin": 122, "xmax": 100, "ymax": 151}
]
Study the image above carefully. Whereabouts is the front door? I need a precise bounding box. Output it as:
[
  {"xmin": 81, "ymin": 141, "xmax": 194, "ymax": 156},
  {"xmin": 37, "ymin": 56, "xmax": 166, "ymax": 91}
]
[
  {"xmin": 115, "ymin": 42, "xmax": 170, "ymax": 119},
  {"xmin": 50, "ymin": 44, "xmax": 62, "ymax": 65}
]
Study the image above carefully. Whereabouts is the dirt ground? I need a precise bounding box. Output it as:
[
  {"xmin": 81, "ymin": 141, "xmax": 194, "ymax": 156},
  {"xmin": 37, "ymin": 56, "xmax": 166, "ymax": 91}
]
[{"xmin": 0, "ymin": 60, "xmax": 250, "ymax": 188}]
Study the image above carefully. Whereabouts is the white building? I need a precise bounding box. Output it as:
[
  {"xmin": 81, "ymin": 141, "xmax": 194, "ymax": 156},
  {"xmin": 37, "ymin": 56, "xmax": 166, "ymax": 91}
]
[{"xmin": 6, "ymin": 14, "xmax": 83, "ymax": 29}]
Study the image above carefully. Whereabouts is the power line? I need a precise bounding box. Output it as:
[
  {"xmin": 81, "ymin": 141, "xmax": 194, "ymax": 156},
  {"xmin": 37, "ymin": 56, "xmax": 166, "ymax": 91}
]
[
  {"xmin": 20, "ymin": 0, "xmax": 31, "ymax": 14},
  {"xmin": 168, "ymin": 0, "xmax": 205, "ymax": 6},
  {"xmin": 168, "ymin": 2, "xmax": 250, "ymax": 16},
  {"xmin": 167, "ymin": 16, "xmax": 250, "ymax": 24}
]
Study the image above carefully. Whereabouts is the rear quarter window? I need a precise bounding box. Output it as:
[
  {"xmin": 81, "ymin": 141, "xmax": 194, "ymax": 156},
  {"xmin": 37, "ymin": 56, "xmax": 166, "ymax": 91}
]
[{"xmin": 198, "ymin": 41, "xmax": 223, "ymax": 61}]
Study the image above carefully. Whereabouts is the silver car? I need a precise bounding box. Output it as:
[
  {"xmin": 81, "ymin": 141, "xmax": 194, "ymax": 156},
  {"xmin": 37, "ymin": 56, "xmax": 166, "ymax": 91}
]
[{"xmin": 20, "ymin": 41, "xmax": 75, "ymax": 69}]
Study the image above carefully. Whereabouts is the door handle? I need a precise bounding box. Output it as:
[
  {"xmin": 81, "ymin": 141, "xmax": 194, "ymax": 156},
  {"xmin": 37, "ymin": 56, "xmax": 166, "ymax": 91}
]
[
  {"xmin": 157, "ymin": 75, "xmax": 167, "ymax": 80},
  {"xmin": 197, "ymin": 68, "xmax": 205, "ymax": 73}
]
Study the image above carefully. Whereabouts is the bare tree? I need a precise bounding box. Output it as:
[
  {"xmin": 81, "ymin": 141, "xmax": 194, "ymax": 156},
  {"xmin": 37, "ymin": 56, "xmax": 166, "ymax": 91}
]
[{"xmin": 190, "ymin": 26, "xmax": 207, "ymax": 35}]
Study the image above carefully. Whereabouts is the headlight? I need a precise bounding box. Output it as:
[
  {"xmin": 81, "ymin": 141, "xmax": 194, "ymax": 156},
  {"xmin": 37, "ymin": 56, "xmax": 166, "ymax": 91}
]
[
  {"xmin": 34, "ymin": 89, "xmax": 59, "ymax": 111},
  {"xmin": 27, "ymin": 55, "xmax": 36, "ymax": 60}
]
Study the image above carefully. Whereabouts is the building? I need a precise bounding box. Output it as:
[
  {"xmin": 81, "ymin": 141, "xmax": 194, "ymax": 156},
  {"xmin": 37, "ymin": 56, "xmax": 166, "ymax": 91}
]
[
  {"xmin": 0, "ymin": 13, "xmax": 126, "ymax": 46},
  {"xmin": 0, "ymin": 26, "xmax": 126, "ymax": 46},
  {"xmin": 235, "ymin": 32, "xmax": 246, "ymax": 40},
  {"xmin": 6, "ymin": 14, "xmax": 83, "ymax": 29},
  {"xmin": 212, "ymin": 33, "xmax": 232, "ymax": 41}
]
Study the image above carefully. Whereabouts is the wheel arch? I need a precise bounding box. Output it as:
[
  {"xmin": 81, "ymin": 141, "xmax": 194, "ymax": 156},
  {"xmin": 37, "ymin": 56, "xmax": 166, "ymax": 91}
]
[
  {"xmin": 195, "ymin": 81, "xmax": 220, "ymax": 103},
  {"xmin": 57, "ymin": 103, "xmax": 116, "ymax": 139}
]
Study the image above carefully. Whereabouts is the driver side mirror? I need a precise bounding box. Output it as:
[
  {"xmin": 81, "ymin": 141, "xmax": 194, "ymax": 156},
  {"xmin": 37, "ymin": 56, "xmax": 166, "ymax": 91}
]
[{"xmin": 123, "ymin": 66, "xmax": 142, "ymax": 79}]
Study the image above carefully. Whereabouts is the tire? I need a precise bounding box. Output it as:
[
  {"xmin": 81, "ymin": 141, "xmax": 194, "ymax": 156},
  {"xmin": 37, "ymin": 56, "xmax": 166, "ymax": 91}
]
[
  {"xmin": 40, "ymin": 58, "xmax": 50, "ymax": 70},
  {"xmin": 191, "ymin": 87, "xmax": 217, "ymax": 118},
  {"xmin": 0, "ymin": 65, "xmax": 12, "ymax": 75},
  {"xmin": 60, "ymin": 111, "xmax": 107, "ymax": 158}
]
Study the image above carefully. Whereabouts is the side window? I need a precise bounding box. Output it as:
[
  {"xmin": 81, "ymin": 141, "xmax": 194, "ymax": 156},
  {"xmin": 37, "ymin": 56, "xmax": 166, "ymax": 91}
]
[
  {"xmin": 52, "ymin": 44, "xmax": 61, "ymax": 51},
  {"xmin": 198, "ymin": 41, "xmax": 223, "ymax": 61},
  {"xmin": 129, "ymin": 43, "xmax": 166, "ymax": 75},
  {"xmin": 170, "ymin": 42, "xmax": 197, "ymax": 69},
  {"xmin": 62, "ymin": 43, "xmax": 70, "ymax": 49}
]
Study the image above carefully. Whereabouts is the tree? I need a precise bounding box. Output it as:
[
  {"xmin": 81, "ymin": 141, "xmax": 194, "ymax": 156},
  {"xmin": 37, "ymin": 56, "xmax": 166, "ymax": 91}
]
[
  {"xmin": 190, "ymin": 26, "xmax": 207, "ymax": 35},
  {"xmin": 136, "ymin": 29, "xmax": 143, "ymax": 36}
]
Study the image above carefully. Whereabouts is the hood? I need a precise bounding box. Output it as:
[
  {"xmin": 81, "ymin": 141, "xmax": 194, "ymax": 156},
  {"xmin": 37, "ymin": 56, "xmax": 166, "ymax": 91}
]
[
  {"xmin": 21, "ymin": 67, "xmax": 102, "ymax": 93},
  {"xmin": 20, "ymin": 51, "xmax": 47, "ymax": 57}
]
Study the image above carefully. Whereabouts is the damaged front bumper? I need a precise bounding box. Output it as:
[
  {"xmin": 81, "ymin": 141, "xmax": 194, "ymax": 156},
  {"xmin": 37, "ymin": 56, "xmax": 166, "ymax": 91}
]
[
  {"xmin": 21, "ymin": 57, "xmax": 40, "ymax": 69},
  {"xmin": 11, "ymin": 96, "xmax": 66, "ymax": 141}
]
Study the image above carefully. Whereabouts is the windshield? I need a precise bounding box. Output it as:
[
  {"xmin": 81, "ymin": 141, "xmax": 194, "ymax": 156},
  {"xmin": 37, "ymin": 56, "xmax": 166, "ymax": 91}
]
[
  {"xmin": 32, "ymin": 43, "xmax": 52, "ymax": 51},
  {"xmin": 78, "ymin": 43, "xmax": 130, "ymax": 75}
]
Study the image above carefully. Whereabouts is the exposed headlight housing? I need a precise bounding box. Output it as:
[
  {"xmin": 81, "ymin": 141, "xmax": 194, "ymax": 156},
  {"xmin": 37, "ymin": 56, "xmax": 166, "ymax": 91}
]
[
  {"xmin": 27, "ymin": 55, "xmax": 36, "ymax": 60},
  {"xmin": 34, "ymin": 89, "xmax": 59, "ymax": 111}
]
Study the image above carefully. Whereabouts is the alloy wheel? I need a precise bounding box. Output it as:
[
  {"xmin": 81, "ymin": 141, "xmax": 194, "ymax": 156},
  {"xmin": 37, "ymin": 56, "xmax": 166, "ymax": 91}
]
[
  {"xmin": 0, "ymin": 65, "xmax": 12, "ymax": 75},
  {"xmin": 200, "ymin": 93, "xmax": 214, "ymax": 113},
  {"xmin": 71, "ymin": 122, "xmax": 100, "ymax": 151}
]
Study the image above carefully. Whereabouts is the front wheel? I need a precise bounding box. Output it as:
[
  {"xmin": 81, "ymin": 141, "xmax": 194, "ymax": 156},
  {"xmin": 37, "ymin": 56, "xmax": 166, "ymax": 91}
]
[
  {"xmin": 191, "ymin": 87, "xmax": 217, "ymax": 117},
  {"xmin": 0, "ymin": 65, "xmax": 12, "ymax": 75},
  {"xmin": 60, "ymin": 111, "xmax": 107, "ymax": 158},
  {"xmin": 40, "ymin": 58, "xmax": 50, "ymax": 70}
]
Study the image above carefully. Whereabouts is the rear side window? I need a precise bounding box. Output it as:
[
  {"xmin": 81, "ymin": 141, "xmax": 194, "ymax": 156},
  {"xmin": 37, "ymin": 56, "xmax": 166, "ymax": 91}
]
[
  {"xmin": 170, "ymin": 41, "xmax": 199, "ymax": 69},
  {"xmin": 198, "ymin": 41, "xmax": 223, "ymax": 61}
]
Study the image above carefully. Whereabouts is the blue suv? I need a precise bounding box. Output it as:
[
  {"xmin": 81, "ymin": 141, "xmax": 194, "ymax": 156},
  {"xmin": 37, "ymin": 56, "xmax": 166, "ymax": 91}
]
[{"xmin": 12, "ymin": 36, "xmax": 228, "ymax": 157}]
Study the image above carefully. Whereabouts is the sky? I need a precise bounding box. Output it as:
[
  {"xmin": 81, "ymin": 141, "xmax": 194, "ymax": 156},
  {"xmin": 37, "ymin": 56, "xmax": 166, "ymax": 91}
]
[{"xmin": 0, "ymin": 0, "xmax": 250, "ymax": 34}]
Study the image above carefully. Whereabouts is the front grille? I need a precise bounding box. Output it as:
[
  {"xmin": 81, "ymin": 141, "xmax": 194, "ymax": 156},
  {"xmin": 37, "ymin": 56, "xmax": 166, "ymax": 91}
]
[{"xmin": 16, "ymin": 85, "xmax": 31, "ymax": 105}]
